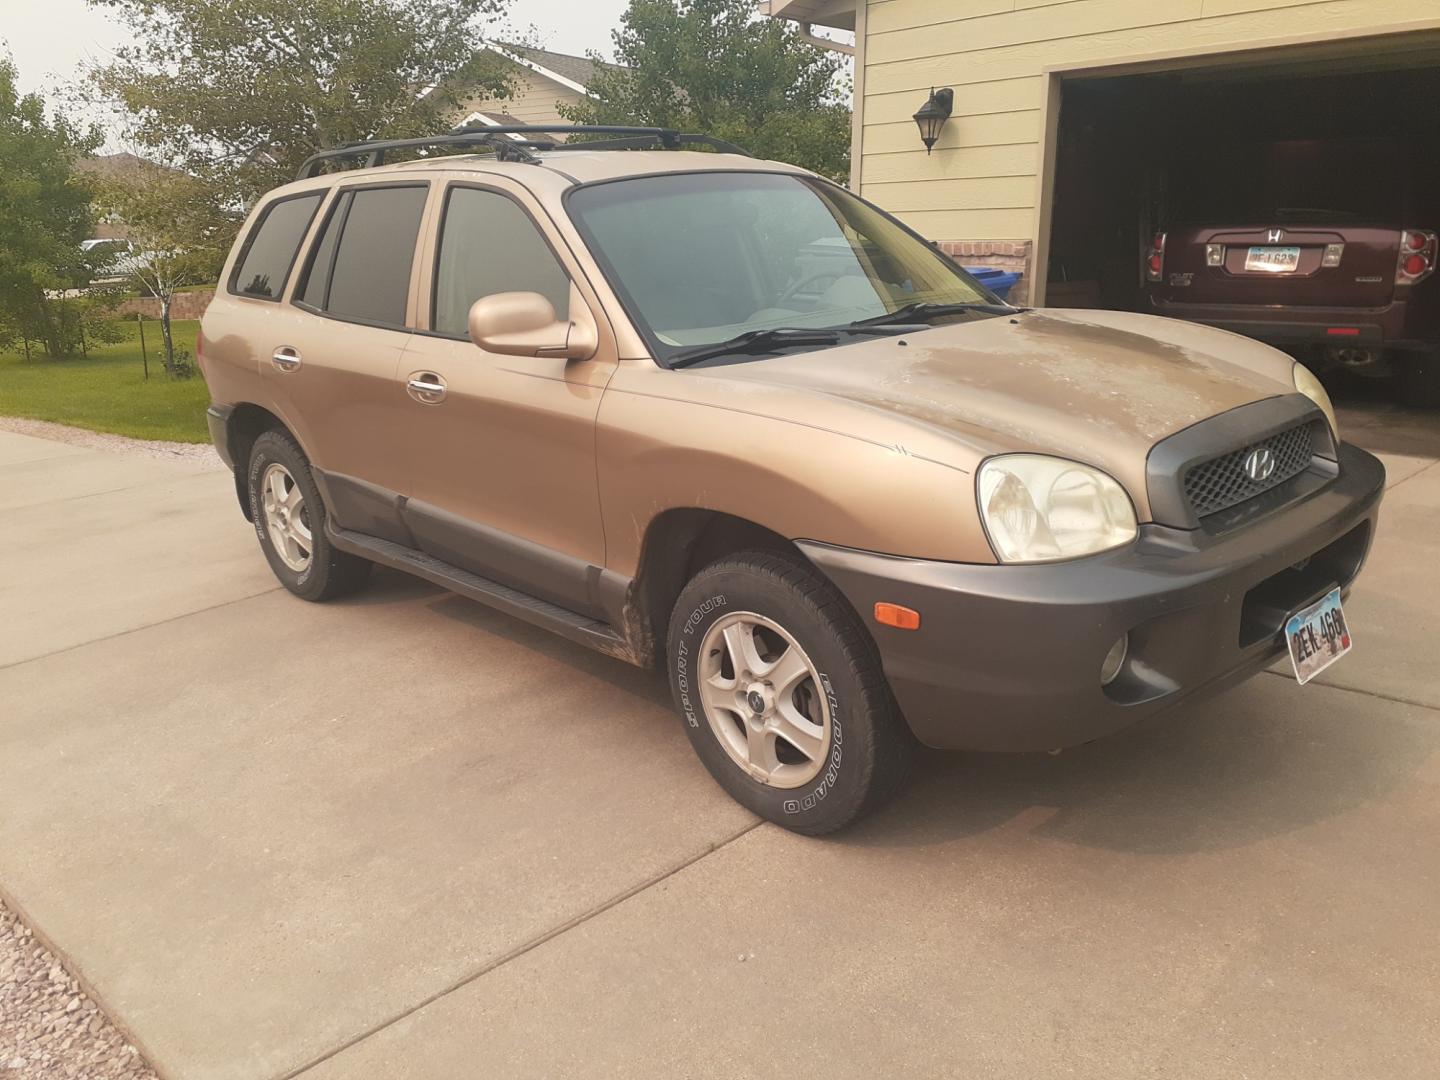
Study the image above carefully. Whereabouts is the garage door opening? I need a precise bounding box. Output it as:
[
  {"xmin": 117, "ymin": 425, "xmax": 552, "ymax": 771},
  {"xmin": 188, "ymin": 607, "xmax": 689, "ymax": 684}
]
[{"xmin": 1042, "ymin": 39, "xmax": 1440, "ymax": 403}]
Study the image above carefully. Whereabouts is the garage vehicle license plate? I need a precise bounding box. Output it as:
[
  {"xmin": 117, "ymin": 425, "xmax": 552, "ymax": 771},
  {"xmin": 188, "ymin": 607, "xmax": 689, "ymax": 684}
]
[
  {"xmin": 1245, "ymin": 245, "xmax": 1301, "ymax": 273},
  {"xmin": 1286, "ymin": 587, "xmax": 1351, "ymax": 684}
]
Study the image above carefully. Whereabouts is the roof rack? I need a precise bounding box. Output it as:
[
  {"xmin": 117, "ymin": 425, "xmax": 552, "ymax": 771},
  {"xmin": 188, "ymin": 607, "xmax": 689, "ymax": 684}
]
[{"xmin": 295, "ymin": 125, "xmax": 751, "ymax": 179}]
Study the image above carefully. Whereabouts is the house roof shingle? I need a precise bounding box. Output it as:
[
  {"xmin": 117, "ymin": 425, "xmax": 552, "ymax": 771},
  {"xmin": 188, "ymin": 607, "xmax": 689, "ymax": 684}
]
[{"xmin": 492, "ymin": 43, "xmax": 617, "ymax": 89}]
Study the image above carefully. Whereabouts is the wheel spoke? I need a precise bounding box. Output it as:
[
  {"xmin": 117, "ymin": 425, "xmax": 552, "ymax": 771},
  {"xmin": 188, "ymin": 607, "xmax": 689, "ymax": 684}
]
[
  {"xmin": 771, "ymin": 701, "xmax": 825, "ymax": 763},
  {"xmin": 762, "ymin": 646, "xmax": 811, "ymax": 699},
  {"xmin": 267, "ymin": 469, "xmax": 289, "ymax": 509},
  {"xmin": 283, "ymin": 483, "xmax": 304, "ymax": 513},
  {"xmin": 745, "ymin": 722, "xmax": 779, "ymax": 779},
  {"xmin": 287, "ymin": 522, "xmax": 312, "ymax": 556},
  {"xmin": 699, "ymin": 670, "xmax": 738, "ymax": 714},
  {"xmin": 721, "ymin": 621, "xmax": 766, "ymax": 678}
]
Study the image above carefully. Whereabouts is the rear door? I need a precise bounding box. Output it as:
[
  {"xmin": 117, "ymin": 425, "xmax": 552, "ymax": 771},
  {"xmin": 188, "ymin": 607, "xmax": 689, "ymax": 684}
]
[
  {"xmin": 394, "ymin": 178, "xmax": 616, "ymax": 616},
  {"xmin": 261, "ymin": 181, "xmax": 432, "ymax": 543}
]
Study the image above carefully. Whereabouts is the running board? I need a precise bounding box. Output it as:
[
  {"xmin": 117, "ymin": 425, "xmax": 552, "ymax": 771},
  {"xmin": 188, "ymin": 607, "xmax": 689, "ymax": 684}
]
[{"xmin": 327, "ymin": 525, "xmax": 636, "ymax": 663}]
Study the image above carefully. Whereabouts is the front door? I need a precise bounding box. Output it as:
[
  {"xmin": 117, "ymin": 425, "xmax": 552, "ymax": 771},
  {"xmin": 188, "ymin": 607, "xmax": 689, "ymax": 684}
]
[{"xmin": 397, "ymin": 179, "xmax": 616, "ymax": 616}]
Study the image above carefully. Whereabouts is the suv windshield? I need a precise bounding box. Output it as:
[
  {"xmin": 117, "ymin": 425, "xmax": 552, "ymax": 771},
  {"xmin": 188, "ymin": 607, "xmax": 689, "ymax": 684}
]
[{"xmin": 566, "ymin": 171, "xmax": 1000, "ymax": 362}]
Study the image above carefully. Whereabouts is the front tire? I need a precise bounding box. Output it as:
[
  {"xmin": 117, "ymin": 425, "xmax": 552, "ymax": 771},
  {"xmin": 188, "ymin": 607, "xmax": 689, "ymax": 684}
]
[
  {"xmin": 667, "ymin": 551, "xmax": 912, "ymax": 835},
  {"xmin": 247, "ymin": 430, "xmax": 371, "ymax": 601}
]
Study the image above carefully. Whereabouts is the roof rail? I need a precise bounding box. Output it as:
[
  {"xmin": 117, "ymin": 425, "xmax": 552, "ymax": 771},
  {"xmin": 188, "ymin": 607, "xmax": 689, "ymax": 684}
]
[{"xmin": 295, "ymin": 125, "xmax": 750, "ymax": 179}]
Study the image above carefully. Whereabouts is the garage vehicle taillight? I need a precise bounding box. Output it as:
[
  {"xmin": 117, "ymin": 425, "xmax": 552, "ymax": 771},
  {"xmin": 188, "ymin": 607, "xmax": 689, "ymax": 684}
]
[
  {"xmin": 1145, "ymin": 233, "xmax": 1166, "ymax": 283},
  {"xmin": 1397, "ymin": 230, "xmax": 1437, "ymax": 284}
]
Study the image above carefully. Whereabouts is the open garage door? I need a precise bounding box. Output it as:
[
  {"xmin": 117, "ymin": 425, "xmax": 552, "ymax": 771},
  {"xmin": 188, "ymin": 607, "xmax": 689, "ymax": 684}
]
[{"xmin": 1043, "ymin": 35, "xmax": 1440, "ymax": 404}]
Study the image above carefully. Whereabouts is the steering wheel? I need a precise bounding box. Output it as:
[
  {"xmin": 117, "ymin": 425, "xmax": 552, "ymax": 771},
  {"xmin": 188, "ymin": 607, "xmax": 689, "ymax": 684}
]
[{"xmin": 777, "ymin": 270, "xmax": 843, "ymax": 307}]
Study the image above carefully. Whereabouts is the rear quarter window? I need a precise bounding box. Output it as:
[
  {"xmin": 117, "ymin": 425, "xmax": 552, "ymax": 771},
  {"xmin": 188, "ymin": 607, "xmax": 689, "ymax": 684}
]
[{"xmin": 229, "ymin": 193, "xmax": 324, "ymax": 300}]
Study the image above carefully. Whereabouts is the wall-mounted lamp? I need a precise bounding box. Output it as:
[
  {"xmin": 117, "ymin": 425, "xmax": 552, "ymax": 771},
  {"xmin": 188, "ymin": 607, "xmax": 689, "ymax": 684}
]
[{"xmin": 912, "ymin": 87, "xmax": 954, "ymax": 154}]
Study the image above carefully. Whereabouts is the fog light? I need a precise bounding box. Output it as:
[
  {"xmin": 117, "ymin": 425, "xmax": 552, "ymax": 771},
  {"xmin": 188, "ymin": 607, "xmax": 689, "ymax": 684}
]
[{"xmin": 1100, "ymin": 634, "xmax": 1128, "ymax": 685}]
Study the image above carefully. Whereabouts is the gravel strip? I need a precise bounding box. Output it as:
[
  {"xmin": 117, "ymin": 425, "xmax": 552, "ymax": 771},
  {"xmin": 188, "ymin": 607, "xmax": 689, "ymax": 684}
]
[
  {"xmin": 0, "ymin": 416, "xmax": 226, "ymax": 469},
  {"xmin": 0, "ymin": 900, "xmax": 158, "ymax": 1079}
]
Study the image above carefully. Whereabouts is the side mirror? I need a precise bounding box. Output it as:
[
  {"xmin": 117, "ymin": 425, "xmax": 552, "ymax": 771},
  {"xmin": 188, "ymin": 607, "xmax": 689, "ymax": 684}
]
[{"xmin": 467, "ymin": 283, "xmax": 598, "ymax": 360}]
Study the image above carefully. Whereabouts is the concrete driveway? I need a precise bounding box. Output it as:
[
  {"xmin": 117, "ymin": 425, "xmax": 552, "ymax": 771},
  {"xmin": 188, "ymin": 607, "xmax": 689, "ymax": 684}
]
[{"xmin": 1, "ymin": 404, "xmax": 1437, "ymax": 1080}]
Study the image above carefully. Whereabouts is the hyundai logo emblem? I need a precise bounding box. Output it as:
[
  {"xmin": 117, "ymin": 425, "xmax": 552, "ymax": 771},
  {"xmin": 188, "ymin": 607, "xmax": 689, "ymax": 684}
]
[
  {"xmin": 1244, "ymin": 447, "xmax": 1277, "ymax": 482},
  {"xmin": 1268, "ymin": 228, "xmax": 1284, "ymax": 243}
]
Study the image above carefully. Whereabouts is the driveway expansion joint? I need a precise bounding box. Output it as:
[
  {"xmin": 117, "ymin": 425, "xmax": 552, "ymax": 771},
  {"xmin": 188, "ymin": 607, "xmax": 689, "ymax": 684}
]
[
  {"xmin": 282, "ymin": 819, "xmax": 764, "ymax": 1080},
  {"xmin": 0, "ymin": 588, "xmax": 283, "ymax": 673},
  {"xmin": 1261, "ymin": 666, "xmax": 1439, "ymax": 715}
]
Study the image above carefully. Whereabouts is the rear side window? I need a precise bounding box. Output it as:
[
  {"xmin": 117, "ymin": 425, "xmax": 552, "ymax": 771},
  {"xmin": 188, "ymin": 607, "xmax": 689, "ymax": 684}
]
[
  {"xmin": 298, "ymin": 185, "xmax": 428, "ymax": 327},
  {"xmin": 230, "ymin": 193, "xmax": 323, "ymax": 300},
  {"xmin": 433, "ymin": 186, "xmax": 570, "ymax": 337}
]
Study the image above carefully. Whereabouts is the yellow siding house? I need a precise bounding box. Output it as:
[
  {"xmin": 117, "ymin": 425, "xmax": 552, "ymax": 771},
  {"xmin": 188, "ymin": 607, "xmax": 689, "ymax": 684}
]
[{"xmin": 762, "ymin": 1, "xmax": 1440, "ymax": 304}]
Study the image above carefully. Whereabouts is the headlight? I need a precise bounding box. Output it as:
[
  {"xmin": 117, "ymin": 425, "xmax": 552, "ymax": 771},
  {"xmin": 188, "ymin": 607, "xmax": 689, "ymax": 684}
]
[
  {"xmin": 1292, "ymin": 362, "xmax": 1338, "ymax": 439},
  {"xmin": 978, "ymin": 455, "xmax": 1138, "ymax": 563}
]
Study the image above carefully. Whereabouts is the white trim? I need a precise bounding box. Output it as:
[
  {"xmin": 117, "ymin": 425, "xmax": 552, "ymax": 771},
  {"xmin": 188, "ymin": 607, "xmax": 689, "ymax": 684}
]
[
  {"xmin": 487, "ymin": 43, "xmax": 593, "ymax": 98},
  {"xmin": 849, "ymin": 3, "xmax": 865, "ymax": 193},
  {"xmin": 461, "ymin": 111, "xmax": 527, "ymax": 141}
]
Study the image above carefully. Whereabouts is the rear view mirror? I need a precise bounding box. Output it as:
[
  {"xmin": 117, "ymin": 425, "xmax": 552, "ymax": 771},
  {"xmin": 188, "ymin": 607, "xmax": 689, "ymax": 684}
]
[{"xmin": 467, "ymin": 283, "xmax": 597, "ymax": 360}]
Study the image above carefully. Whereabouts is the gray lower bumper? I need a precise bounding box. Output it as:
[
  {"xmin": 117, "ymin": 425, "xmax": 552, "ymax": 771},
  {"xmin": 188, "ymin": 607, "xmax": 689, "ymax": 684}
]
[
  {"xmin": 206, "ymin": 404, "xmax": 234, "ymax": 468},
  {"xmin": 800, "ymin": 443, "xmax": 1386, "ymax": 753}
]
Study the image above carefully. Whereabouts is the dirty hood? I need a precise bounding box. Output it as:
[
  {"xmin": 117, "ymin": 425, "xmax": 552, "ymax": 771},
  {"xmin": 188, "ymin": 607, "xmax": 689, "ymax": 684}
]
[{"xmin": 705, "ymin": 307, "xmax": 1295, "ymax": 517}]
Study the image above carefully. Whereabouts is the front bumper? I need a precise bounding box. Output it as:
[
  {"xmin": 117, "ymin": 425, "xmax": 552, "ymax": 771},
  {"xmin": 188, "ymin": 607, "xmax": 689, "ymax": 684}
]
[{"xmin": 800, "ymin": 443, "xmax": 1385, "ymax": 752}]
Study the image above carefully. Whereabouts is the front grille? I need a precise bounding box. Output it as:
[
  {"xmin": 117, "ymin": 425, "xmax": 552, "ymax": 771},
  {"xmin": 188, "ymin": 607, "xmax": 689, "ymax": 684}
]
[{"xmin": 1183, "ymin": 420, "xmax": 1321, "ymax": 518}]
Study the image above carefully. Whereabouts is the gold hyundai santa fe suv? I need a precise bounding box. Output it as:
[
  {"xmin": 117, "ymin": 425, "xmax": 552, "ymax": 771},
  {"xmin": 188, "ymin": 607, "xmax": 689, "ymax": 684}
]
[{"xmin": 201, "ymin": 126, "xmax": 1384, "ymax": 834}]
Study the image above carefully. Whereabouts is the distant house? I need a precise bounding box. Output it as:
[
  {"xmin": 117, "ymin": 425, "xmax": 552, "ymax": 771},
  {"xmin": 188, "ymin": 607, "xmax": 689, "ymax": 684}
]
[
  {"xmin": 455, "ymin": 44, "xmax": 617, "ymax": 138},
  {"xmin": 74, "ymin": 153, "xmax": 172, "ymax": 242}
]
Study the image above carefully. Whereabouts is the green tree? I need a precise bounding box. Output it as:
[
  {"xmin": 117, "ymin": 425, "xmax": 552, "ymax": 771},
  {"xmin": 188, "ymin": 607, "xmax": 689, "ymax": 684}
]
[
  {"xmin": 86, "ymin": 0, "xmax": 517, "ymax": 204},
  {"xmin": 92, "ymin": 165, "xmax": 233, "ymax": 372},
  {"xmin": 0, "ymin": 56, "xmax": 103, "ymax": 357},
  {"xmin": 563, "ymin": 0, "xmax": 851, "ymax": 181}
]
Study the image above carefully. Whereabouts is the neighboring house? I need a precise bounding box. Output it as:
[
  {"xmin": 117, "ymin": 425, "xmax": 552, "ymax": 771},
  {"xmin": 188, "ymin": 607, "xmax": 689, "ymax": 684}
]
[
  {"xmin": 761, "ymin": 1, "xmax": 1440, "ymax": 306},
  {"xmin": 455, "ymin": 43, "xmax": 617, "ymax": 138},
  {"xmin": 74, "ymin": 153, "xmax": 168, "ymax": 242}
]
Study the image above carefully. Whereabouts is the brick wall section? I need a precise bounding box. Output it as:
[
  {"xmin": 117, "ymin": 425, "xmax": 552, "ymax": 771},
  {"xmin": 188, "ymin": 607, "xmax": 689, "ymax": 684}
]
[
  {"xmin": 937, "ymin": 241, "xmax": 1032, "ymax": 304},
  {"xmin": 113, "ymin": 289, "xmax": 215, "ymax": 321}
]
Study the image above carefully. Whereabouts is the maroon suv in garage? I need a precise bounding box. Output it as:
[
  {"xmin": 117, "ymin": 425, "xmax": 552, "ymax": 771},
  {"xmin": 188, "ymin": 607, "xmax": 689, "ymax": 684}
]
[{"xmin": 1146, "ymin": 219, "xmax": 1440, "ymax": 402}]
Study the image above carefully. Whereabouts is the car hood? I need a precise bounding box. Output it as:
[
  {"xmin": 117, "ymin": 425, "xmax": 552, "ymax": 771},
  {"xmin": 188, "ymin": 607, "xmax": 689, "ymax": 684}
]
[{"xmin": 696, "ymin": 308, "xmax": 1295, "ymax": 518}]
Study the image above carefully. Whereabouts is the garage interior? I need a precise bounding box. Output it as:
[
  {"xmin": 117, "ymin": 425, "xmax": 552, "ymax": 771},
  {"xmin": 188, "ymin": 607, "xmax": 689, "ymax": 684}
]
[{"xmin": 1043, "ymin": 36, "xmax": 1440, "ymax": 344}]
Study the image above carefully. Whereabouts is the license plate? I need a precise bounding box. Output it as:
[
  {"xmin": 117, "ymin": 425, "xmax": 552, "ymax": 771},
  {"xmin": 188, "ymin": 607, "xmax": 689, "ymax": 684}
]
[
  {"xmin": 1285, "ymin": 587, "xmax": 1351, "ymax": 684},
  {"xmin": 1245, "ymin": 245, "xmax": 1301, "ymax": 273}
]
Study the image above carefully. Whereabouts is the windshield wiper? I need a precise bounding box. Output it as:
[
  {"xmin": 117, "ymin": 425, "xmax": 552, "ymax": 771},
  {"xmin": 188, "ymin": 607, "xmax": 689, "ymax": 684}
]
[
  {"xmin": 668, "ymin": 327, "xmax": 841, "ymax": 369},
  {"xmin": 848, "ymin": 301, "xmax": 1016, "ymax": 329}
]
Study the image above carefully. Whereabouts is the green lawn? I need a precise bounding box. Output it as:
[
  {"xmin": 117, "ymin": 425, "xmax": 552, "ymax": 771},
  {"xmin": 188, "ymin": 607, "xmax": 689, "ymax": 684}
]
[{"xmin": 0, "ymin": 320, "xmax": 212, "ymax": 443}]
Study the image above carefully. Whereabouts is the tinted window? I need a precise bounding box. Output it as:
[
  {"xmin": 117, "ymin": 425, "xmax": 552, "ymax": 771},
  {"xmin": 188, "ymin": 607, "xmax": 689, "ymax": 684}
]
[
  {"xmin": 433, "ymin": 187, "xmax": 570, "ymax": 337},
  {"xmin": 231, "ymin": 193, "xmax": 323, "ymax": 300},
  {"xmin": 301, "ymin": 185, "xmax": 427, "ymax": 326},
  {"xmin": 299, "ymin": 191, "xmax": 349, "ymax": 310}
]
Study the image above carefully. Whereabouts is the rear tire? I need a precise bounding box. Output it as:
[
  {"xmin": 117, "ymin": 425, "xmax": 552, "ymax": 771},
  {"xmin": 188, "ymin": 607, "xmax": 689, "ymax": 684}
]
[
  {"xmin": 667, "ymin": 550, "xmax": 912, "ymax": 835},
  {"xmin": 247, "ymin": 430, "xmax": 372, "ymax": 601},
  {"xmin": 1396, "ymin": 348, "xmax": 1440, "ymax": 408}
]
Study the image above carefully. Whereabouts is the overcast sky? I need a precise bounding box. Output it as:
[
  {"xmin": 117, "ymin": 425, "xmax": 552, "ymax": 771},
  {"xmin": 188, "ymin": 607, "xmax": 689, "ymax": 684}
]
[{"xmin": 3, "ymin": 0, "xmax": 633, "ymax": 98}]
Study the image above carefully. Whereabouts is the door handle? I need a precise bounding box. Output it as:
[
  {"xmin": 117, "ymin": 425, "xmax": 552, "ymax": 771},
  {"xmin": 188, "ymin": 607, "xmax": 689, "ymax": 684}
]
[
  {"xmin": 406, "ymin": 371, "xmax": 447, "ymax": 404},
  {"xmin": 272, "ymin": 347, "xmax": 302, "ymax": 372}
]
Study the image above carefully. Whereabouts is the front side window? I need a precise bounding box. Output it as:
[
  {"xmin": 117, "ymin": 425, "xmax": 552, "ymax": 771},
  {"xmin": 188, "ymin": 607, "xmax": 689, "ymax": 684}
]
[
  {"xmin": 297, "ymin": 184, "xmax": 428, "ymax": 327},
  {"xmin": 432, "ymin": 186, "xmax": 571, "ymax": 337},
  {"xmin": 565, "ymin": 172, "xmax": 997, "ymax": 361},
  {"xmin": 230, "ymin": 192, "xmax": 323, "ymax": 300}
]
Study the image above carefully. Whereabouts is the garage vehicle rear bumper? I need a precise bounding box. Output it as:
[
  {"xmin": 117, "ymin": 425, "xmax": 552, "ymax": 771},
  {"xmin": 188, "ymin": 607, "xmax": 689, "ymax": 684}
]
[
  {"xmin": 799, "ymin": 444, "xmax": 1385, "ymax": 753},
  {"xmin": 1148, "ymin": 297, "xmax": 1426, "ymax": 347}
]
